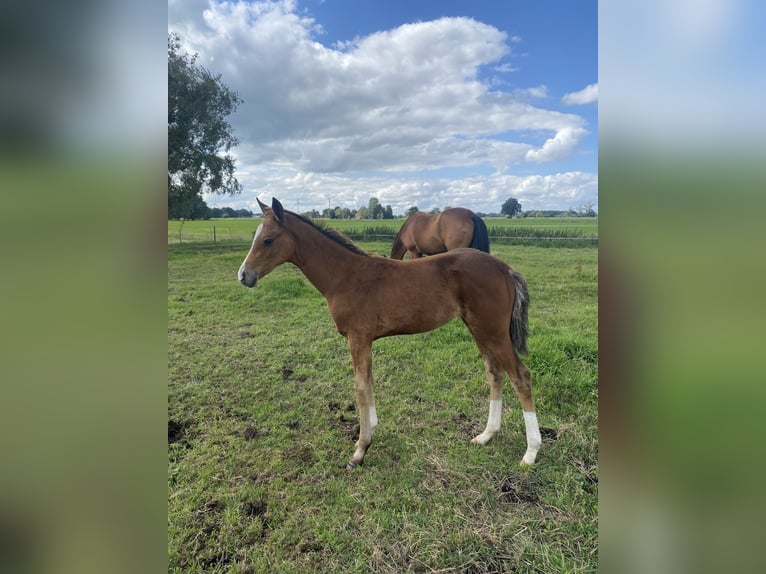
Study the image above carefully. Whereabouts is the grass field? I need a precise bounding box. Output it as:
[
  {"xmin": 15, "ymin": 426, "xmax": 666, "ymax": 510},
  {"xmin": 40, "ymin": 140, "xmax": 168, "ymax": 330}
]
[
  {"xmin": 169, "ymin": 216, "xmax": 598, "ymax": 247},
  {"xmin": 168, "ymin": 232, "xmax": 598, "ymax": 572}
]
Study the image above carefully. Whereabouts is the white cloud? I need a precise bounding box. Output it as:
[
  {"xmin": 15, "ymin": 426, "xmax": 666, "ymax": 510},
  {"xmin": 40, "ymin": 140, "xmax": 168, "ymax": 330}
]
[
  {"xmin": 561, "ymin": 83, "xmax": 598, "ymax": 105},
  {"xmin": 205, "ymin": 167, "xmax": 598, "ymax": 214},
  {"xmin": 494, "ymin": 63, "xmax": 519, "ymax": 73},
  {"xmin": 525, "ymin": 85, "xmax": 549, "ymax": 99},
  {"xmin": 172, "ymin": 1, "xmax": 596, "ymax": 211},
  {"xmin": 525, "ymin": 126, "xmax": 590, "ymax": 162}
]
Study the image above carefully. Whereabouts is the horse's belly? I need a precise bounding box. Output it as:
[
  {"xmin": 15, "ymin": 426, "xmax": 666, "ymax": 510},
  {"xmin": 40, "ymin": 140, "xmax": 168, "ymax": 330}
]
[{"xmin": 375, "ymin": 299, "xmax": 459, "ymax": 338}]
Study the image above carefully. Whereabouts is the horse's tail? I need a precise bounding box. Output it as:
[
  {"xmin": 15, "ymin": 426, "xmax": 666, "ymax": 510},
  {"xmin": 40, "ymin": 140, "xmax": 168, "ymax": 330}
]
[
  {"xmin": 469, "ymin": 214, "xmax": 490, "ymax": 253},
  {"xmin": 509, "ymin": 270, "xmax": 529, "ymax": 355}
]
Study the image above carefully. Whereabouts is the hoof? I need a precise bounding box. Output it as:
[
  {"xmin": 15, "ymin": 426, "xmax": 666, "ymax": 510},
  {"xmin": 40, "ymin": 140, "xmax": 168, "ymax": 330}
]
[
  {"xmin": 519, "ymin": 455, "xmax": 537, "ymax": 467},
  {"xmin": 471, "ymin": 433, "xmax": 492, "ymax": 445},
  {"xmin": 346, "ymin": 460, "xmax": 363, "ymax": 470},
  {"xmin": 521, "ymin": 450, "xmax": 538, "ymax": 466}
]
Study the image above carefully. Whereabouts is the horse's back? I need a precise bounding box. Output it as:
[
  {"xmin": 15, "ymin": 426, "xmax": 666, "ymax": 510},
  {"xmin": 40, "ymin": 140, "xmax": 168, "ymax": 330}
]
[
  {"xmin": 423, "ymin": 249, "xmax": 517, "ymax": 329},
  {"xmin": 437, "ymin": 209, "xmax": 476, "ymax": 251},
  {"xmin": 432, "ymin": 247, "xmax": 510, "ymax": 276}
]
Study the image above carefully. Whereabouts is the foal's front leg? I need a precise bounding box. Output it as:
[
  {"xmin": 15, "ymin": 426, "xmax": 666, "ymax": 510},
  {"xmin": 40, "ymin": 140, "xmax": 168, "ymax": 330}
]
[{"xmin": 346, "ymin": 336, "xmax": 377, "ymax": 469}]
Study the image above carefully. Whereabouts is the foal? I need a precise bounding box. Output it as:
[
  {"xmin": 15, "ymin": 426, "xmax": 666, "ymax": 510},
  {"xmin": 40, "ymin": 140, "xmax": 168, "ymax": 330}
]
[{"xmin": 238, "ymin": 198, "xmax": 541, "ymax": 469}]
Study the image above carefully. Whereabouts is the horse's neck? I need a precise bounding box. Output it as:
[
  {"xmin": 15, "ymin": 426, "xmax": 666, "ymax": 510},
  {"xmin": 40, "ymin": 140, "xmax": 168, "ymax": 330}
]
[
  {"xmin": 391, "ymin": 225, "xmax": 407, "ymax": 258},
  {"xmin": 288, "ymin": 218, "xmax": 360, "ymax": 297}
]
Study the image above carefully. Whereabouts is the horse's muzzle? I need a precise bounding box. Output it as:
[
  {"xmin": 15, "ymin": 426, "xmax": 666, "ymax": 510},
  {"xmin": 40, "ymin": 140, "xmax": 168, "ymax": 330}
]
[{"xmin": 238, "ymin": 266, "xmax": 258, "ymax": 288}]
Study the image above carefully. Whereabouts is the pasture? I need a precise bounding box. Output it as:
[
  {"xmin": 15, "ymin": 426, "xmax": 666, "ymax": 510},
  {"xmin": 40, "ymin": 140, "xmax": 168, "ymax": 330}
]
[
  {"xmin": 168, "ymin": 227, "xmax": 598, "ymax": 572},
  {"xmin": 169, "ymin": 216, "xmax": 598, "ymax": 247}
]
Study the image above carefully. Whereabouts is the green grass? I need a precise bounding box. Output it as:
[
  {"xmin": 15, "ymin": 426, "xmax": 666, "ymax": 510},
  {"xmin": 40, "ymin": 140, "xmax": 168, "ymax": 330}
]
[
  {"xmin": 169, "ymin": 217, "xmax": 598, "ymax": 247},
  {"xmin": 168, "ymin": 238, "xmax": 597, "ymax": 573}
]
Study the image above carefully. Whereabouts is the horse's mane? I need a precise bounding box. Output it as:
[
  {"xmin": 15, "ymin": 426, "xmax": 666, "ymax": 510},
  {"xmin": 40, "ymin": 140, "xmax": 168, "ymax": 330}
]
[{"xmin": 287, "ymin": 210, "xmax": 369, "ymax": 257}]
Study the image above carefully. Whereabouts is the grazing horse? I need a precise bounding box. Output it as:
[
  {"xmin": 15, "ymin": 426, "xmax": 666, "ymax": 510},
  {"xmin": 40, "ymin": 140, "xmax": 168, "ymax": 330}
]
[
  {"xmin": 238, "ymin": 198, "xmax": 541, "ymax": 469},
  {"xmin": 390, "ymin": 207, "xmax": 489, "ymax": 259}
]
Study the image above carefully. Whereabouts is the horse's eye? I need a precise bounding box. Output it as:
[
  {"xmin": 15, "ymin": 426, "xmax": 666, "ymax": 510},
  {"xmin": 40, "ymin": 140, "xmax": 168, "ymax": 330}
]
[{"xmin": 264, "ymin": 237, "xmax": 274, "ymax": 245}]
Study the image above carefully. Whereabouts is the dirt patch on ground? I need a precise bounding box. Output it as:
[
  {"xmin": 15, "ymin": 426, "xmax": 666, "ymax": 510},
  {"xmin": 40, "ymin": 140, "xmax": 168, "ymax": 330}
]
[
  {"xmin": 327, "ymin": 401, "xmax": 359, "ymax": 441},
  {"xmin": 452, "ymin": 412, "xmax": 481, "ymax": 438},
  {"xmin": 243, "ymin": 425, "xmax": 260, "ymax": 440},
  {"xmin": 298, "ymin": 538, "xmax": 323, "ymax": 553},
  {"xmin": 243, "ymin": 498, "xmax": 267, "ymax": 518},
  {"xmin": 281, "ymin": 365, "xmax": 308, "ymax": 383},
  {"xmin": 243, "ymin": 497, "xmax": 270, "ymax": 541},
  {"xmin": 497, "ymin": 472, "xmax": 541, "ymax": 504},
  {"xmin": 168, "ymin": 419, "xmax": 192, "ymax": 446},
  {"xmin": 541, "ymin": 427, "xmax": 558, "ymax": 441}
]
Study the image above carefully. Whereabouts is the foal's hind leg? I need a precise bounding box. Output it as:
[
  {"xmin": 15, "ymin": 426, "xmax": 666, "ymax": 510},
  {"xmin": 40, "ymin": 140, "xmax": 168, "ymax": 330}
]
[
  {"xmin": 502, "ymin": 350, "xmax": 542, "ymax": 465},
  {"xmin": 472, "ymin": 352, "xmax": 505, "ymax": 445},
  {"xmin": 475, "ymin": 342, "xmax": 542, "ymax": 465}
]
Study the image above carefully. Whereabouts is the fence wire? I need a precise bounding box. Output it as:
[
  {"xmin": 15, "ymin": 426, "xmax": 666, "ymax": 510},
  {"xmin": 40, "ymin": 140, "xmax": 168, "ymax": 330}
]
[{"xmin": 170, "ymin": 228, "xmax": 597, "ymax": 246}]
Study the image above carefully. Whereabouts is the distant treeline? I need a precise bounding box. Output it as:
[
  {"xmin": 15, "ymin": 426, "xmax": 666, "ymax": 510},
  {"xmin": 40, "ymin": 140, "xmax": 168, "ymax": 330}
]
[
  {"xmin": 207, "ymin": 207, "xmax": 255, "ymax": 218},
  {"xmin": 178, "ymin": 207, "xmax": 596, "ymax": 221},
  {"xmin": 481, "ymin": 209, "xmax": 597, "ymax": 218}
]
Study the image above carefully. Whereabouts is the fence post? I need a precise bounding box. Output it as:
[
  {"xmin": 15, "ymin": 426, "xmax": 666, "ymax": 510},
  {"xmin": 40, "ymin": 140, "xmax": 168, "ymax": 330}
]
[{"xmin": 213, "ymin": 226, "xmax": 216, "ymax": 242}]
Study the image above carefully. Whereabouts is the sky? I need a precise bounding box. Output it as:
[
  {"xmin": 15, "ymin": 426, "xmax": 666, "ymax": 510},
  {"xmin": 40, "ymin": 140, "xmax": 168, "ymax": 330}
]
[{"xmin": 168, "ymin": 0, "xmax": 598, "ymax": 215}]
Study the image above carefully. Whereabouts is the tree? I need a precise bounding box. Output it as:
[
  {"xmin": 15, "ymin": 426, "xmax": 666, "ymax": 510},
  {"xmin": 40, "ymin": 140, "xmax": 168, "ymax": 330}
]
[
  {"xmin": 168, "ymin": 33, "xmax": 243, "ymax": 219},
  {"xmin": 368, "ymin": 197, "xmax": 384, "ymax": 220},
  {"xmin": 501, "ymin": 197, "xmax": 522, "ymax": 217},
  {"xmin": 576, "ymin": 202, "xmax": 596, "ymax": 217},
  {"xmin": 406, "ymin": 206, "xmax": 419, "ymax": 216}
]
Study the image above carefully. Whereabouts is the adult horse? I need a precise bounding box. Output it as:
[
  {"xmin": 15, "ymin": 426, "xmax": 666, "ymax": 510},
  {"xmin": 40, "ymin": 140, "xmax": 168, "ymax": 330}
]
[
  {"xmin": 238, "ymin": 198, "xmax": 541, "ymax": 469},
  {"xmin": 390, "ymin": 207, "xmax": 489, "ymax": 259}
]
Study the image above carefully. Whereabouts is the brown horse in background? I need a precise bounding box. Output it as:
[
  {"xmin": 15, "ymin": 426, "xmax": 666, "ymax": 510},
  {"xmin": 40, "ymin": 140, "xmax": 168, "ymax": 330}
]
[
  {"xmin": 238, "ymin": 198, "xmax": 541, "ymax": 470},
  {"xmin": 390, "ymin": 207, "xmax": 489, "ymax": 259}
]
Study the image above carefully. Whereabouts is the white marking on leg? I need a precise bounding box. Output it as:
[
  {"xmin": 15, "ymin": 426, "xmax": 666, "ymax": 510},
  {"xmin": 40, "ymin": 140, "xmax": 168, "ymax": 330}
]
[
  {"xmin": 521, "ymin": 410, "xmax": 542, "ymax": 465},
  {"xmin": 472, "ymin": 399, "xmax": 502, "ymax": 445},
  {"xmin": 369, "ymin": 404, "xmax": 378, "ymax": 431},
  {"xmin": 349, "ymin": 403, "xmax": 376, "ymax": 467}
]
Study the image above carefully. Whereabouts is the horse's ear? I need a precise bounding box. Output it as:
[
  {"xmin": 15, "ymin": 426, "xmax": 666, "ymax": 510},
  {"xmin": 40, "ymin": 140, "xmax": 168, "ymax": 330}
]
[
  {"xmin": 271, "ymin": 197, "xmax": 285, "ymax": 223},
  {"xmin": 257, "ymin": 198, "xmax": 270, "ymax": 215}
]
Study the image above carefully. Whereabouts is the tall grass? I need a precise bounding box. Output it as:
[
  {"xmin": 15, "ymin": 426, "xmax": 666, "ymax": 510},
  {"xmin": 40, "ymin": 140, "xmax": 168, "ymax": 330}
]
[
  {"xmin": 486, "ymin": 225, "xmax": 597, "ymax": 248},
  {"xmin": 169, "ymin": 218, "xmax": 598, "ymax": 248}
]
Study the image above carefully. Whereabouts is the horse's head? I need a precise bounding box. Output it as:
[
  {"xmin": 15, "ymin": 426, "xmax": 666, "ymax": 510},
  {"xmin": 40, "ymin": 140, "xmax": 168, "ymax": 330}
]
[{"xmin": 238, "ymin": 197, "xmax": 295, "ymax": 288}]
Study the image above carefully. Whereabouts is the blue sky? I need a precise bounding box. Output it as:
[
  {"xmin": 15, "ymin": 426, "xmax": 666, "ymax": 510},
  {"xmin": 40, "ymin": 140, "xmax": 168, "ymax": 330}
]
[{"xmin": 169, "ymin": 0, "xmax": 598, "ymax": 214}]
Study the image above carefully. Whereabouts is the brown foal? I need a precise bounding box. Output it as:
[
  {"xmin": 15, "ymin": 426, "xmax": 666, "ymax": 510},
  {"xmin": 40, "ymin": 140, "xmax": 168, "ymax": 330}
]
[{"xmin": 238, "ymin": 198, "xmax": 541, "ymax": 469}]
